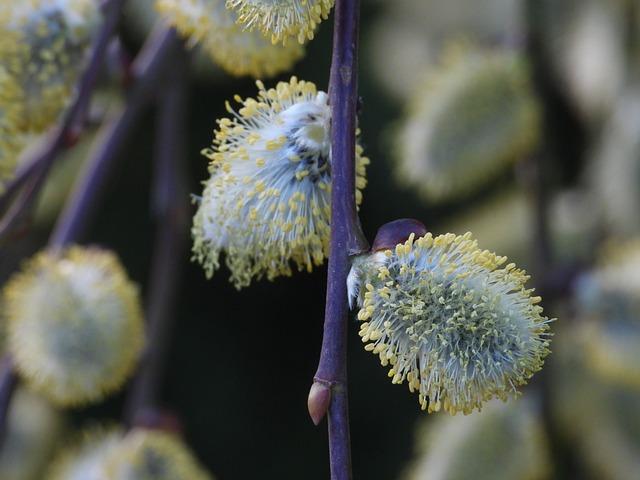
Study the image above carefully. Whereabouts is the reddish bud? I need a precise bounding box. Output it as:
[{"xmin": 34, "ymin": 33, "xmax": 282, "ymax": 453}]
[
  {"xmin": 371, "ymin": 219, "xmax": 427, "ymax": 252},
  {"xmin": 63, "ymin": 128, "xmax": 81, "ymax": 148},
  {"xmin": 307, "ymin": 382, "xmax": 331, "ymax": 426},
  {"xmin": 133, "ymin": 407, "xmax": 183, "ymax": 434}
]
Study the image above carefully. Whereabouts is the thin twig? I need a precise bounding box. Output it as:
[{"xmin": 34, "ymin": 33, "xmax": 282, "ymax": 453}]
[
  {"xmin": 311, "ymin": 1, "xmax": 367, "ymax": 478},
  {"xmin": 0, "ymin": 356, "xmax": 17, "ymax": 448},
  {"xmin": 0, "ymin": 0, "xmax": 126, "ymax": 240},
  {"xmin": 49, "ymin": 27, "xmax": 182, "ymax": 249},
  {"xmin": 0, "ymin": 27, "xmax": 182, "ymax": 447},
  {"xmin": 0, "ymin": 0, "xmax": 128, "ymax": 451},
  {"xmin": 126, "ymin": 45, "xmax": 189, "ymax": 424}
]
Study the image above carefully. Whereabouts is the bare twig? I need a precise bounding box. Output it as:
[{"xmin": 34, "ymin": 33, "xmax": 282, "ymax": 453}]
[
  {"xmin": 0, "ymin": 0, "xmax": 129, "ymax": 451},
  {"xmin": 0, "ymin": 26, "xmax": 183, "ymax": 448},
  {"xmin": 310, "ymin": 0, "xmax": 367, "ymax": 478},
  {"xmin": 0, "ymin": 357, "xmax": 17, "ymax": 447},
  {"xmin": 0, "ymin": 0, "xmax": 126, "ymax": 240},
  {"xmin": 126, "ymin": 44, "xmax": 190, "ymax": 424},
  {"xmin": 49, "ymin": 27, "xmax": 182, "ymax": 249}
]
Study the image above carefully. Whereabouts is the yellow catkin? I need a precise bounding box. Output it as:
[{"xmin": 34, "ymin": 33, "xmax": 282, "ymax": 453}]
[
  {"xmin": 349, "ymin": 231, "xmax": 552, "ymax": 415},
  {"xmin": 4, "ymin": 247, "xmax": 145, "ymax": 407},
  {"xmin": 226, "ymin": 0, "xmax": 334, "ymax": 45},
  {"xmin": 575, "ymin": 240, "xmax": 640, "ymax": 389},
  {"xmin": 0, "ymin": 0, "xmax": 99, "ymax": 132},
  {"xmin": 156, "ymin": 0, "xmax": 304, "ymax": 78},
  {"xmin": 192, "ymin": 77, "xmax": 369, "ymax": 288},
  {"xmin": 395, "ymin": 43, "xmax": 540, "ymax": 203},
  {"xmin": 47, "ymin": 426, "xmax": 124, "ymax": 480},
  {"xmin": 404, "ymin": 399, "xmax": 551, "ymax": 480},
  {"xmin": 104, "ymin": 429, "xmax": 214, "ymax": 480}
]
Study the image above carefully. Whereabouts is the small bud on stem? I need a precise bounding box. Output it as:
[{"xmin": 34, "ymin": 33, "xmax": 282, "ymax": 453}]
[
  {"xmin": 308, "ymin": 381, "xmax": 332, "ymax": 426},
  {"xmin": 371, "ymin": 218, "xmax": 427, "ymax": 252}
]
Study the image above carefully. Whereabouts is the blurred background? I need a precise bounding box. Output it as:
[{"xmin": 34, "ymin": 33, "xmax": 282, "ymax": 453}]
[{"xmin": 1, "ymin": 0, "xmax": 640, "ymax": 478}]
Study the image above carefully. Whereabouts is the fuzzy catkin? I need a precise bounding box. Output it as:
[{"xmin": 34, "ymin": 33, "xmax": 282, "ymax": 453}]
[
  {"xmin": 395, "ymin": 45, "xmax": 540, "ymax": 202},
  {"xmin": 4, "ymin": 247, "xmax": 145, "ymax": 407},
  {"xmin": 104, "ymin": 430, "xmax": 213, "ymax": 480},
  {"xmin": 349, "ymin": 232, "xmax": 552, "ymax": 414},
  {"xmin": 192, "ymin": 77, "xmax": 369, "ymax": 288},
  {"xmin": 0, "ymin": 0, "xmax": 99, "ymax": 132},
  {"xmin": 156, "ymin": 0, "xmax": 304, "ymax": 78},
  {"xmin": 226, "ymin": 0, "xmax": 334, "ymax": 45}
]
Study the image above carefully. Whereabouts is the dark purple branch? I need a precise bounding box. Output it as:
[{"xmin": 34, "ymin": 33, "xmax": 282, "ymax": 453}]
[
  {"xmin": 126, "ymin": 45, "xmax": 189, "ymax": 424},
  {"xmin": 0, "ymin": 356, "xmax": 17, "ymax": 448},
  {"xmin": 312, "ymin": 1, "xmax": 366, "ymax": 478},
  {"xmin": 49, "ymin": 27, "xmax": 181, "ymax": 249},
  {"xmin": 0, "ymin": 27, "xmax": 182, "ymax": 450},
  {"xmin": 0, "ymin": 0, "xmax": 126, "ymax": 240},
  {"xmin": 0, "ymin": 0, "xmax": 128, "ymax": 451}
]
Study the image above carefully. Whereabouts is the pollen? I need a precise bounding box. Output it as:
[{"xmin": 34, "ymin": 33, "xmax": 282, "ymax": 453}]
[
  {"xmin": 395, "ymin": 44, "xmax": 541, "ymax": 203},
  {"xmin": 156, "ymin": 0, "xmax": 304, "ymax": 78},
  {"xmin": 192, "ymin": 77, "xmax": 369, "ymax": 288},
  {"xmin": 103, "ymin": 429, "xmax": 213, "ymax": 480},
  {"xmin": 348, "ymin": 232, "xmax": 552, "ymax": 415},
  {"xmin": 226, "ymin": 0, "xmax": 334, "ymax": 45},
  {"xmin": 3, "ymin": 247, "xmax": 145, "ymax": 407}
]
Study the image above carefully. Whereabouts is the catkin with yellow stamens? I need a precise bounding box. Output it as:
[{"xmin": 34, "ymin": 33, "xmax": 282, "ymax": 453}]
[
  {"xmin": 395, "ymin": 45, "xmax": 540, "ymax": 203},
  {"xmin": 404, "ymin": 399, "xmax": 551, "ymax": 480},
  {"xmin": 156, "ymin": 0, "xmax": 304, "ymax": 78},
  {"xmin": 4, "ymin": 247, "xmax": 145, "ymax": 407},
  {"xmin": 0, "ymin": 0, "xmax": 99, "ymax": 132},
  {"xmin": 226, "ymin": 0, "xmax": 334, "ymax": 45},
  {"xmin": 348, "ymin": 225, "xmax": 552, "ymax": 415},
  {"xmin": 192, "ymin": 77, "xmax": 369, "ymax": 288},
  {"xmin": 575, "ymin": 240, "xmax": 640, "ymax": 389},
  {"xmin": 104, "ymin": 429, "xmax": 214, "ymax": 480},
  {"xmin": 47, "ymin": 426, "xmax": 123, "ymax": 480}
]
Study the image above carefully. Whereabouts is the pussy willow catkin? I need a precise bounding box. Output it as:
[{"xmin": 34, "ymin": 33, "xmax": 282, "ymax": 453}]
[
  {"xmin": 47, "ymin": 426, "xmax": 123, "ymax": 480},
  {"xmin": 0, "ymin": 0, "xmax": 99, "ymax": 132},
  {"xmin": 0, "ymin": 69, "xmax": 25, "ymax": 188},
  {"xmin": 348, "ymin": 229, "xmax": 552, "ymax": 415},
  {"xmin": 395, "ymin": 45, "xmax": 540, "ymax": 202},
  {"xmin": 0, "ymin": 388, "xmax": 65, "ymax": 479},
  {"xmin": 575, "ymin": 240, "xmax": 640, "ymax": 389},
  {"xmin": 104, "ymin": 429, "xmax": 214, "ymax": 480},
  {"xmin": 156, "ymin": 0, "xmax": 304, "ymax": 78},
  {"xmin": 192, "ymin": 77, "xmax": 369, "ymax": 288},
  {"xmin": 226, "ymin": 0, "xmax": 334, "ymax": 45},
  {"xmin": 3, "ymin": 247, "xmax": 144, "ymax": 407},
  {"xmin": 404, "ymin": 399, "xmax": 551, "ymax": 480}
]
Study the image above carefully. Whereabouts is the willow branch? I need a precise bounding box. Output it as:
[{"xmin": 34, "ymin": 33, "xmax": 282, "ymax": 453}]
[
  {"xmin": 0, "ymin": 27, "xmax": 182, "ymax": 450},
  {"xmin": 126, "ymin": 46, "xmax": 189, "ymax": 425},
  {"xmin": 0, "ymin": 0, "xmax": 126, "ymax": 241},
  {"xmin": 0, "ymin": 357, "xmax": 17, "ymax": 448},
  {"xmin": 311, "ymin": 1, "xmax": 366, "ymax": 479},
  {"xmin": 49, "ymin": 27, "xmax": 181, "ymax": 249},
  {"xmin": 0, "ymin": 0, "xmax": 128, "ymax": 450}
]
